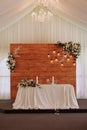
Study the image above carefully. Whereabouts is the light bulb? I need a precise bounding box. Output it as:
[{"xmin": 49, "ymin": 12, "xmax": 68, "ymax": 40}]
[
  {"xmin": 53, "ymin": 50, "xmax": 56, "ymax": 54},
  {"xmin": 73, "ymin": 62, "xmax": 76, "ymax": 66},
  {"xmin": 64, "ymin": 54, "xmax": 67, "ymax": 58},
  {"xmin": 70, "ymin": 55, "xmax": 73, "ymax": 58},
  {"xmin": 67, "ymin": 58, "xmax": 70, "ymax": 61},
  {"xmin": 57, "ymin": 52, "xmax": 60, "ymax": 56},
  {"xmin": 50, "ymin": 59, "xmax": 54, "ymax": 64},
  {"xmin": 61, "ymin": 63, "xmax": 64, "ymax": 66},
  {"xmin": 48, "ymin": 54, "xmax": 50, "ymax": 58},
  {"xmin": 55, "ymin": 58, "xmax": 58, "ymax": 62}
]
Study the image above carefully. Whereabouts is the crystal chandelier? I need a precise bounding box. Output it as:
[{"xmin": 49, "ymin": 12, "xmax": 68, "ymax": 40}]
[{"xmin": 31, "ymin": 0, "xmax": 58, "ymax": 22}]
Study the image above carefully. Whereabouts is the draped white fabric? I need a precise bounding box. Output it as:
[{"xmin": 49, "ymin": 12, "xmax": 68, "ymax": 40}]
[
  {"xmin": 13, "ymin": 84, "xmax": 79, "ymax": 109},
  {"xmin": 76, "ymin": 45, "xmax": 87, "ymax": 98},
  {"xmin": 0, "ymin": 0, "xmax": 87, "ymax": 29},
  {"xmin": 0, "ymin": 0, "xmax": 87, "ymax": 99},
  {"xmin": 0, "ymin": 58, "xmax": 10, "ymax": 99}
]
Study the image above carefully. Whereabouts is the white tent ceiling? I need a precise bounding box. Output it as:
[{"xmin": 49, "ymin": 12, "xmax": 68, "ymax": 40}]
[{"xmin": 0, "ymin": 0, "xmax": 87, "ymax": 31}]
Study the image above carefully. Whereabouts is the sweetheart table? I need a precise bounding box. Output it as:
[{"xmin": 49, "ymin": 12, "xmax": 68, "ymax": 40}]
[{"xmin": 13, "ymin": 84, "xmax": 79, "ymax": 109}]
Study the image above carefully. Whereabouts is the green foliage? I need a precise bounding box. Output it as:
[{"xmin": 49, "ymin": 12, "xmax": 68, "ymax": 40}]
[
  {"xmin": 7, "ymin": 53, "xmax": 15, "ymax": 70},
  {"xmin": 57, "ymin": 41, "xmax": 81, "ymax": 58},
  {"xmin": 18, "ymin": 78, "xmax": 40, "ymax": 88}
]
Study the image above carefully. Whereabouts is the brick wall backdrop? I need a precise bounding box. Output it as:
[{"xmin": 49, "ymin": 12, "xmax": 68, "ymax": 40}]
[{"xmin": 10, "ymin": 44, "xmax": 76, "ymax": 99}]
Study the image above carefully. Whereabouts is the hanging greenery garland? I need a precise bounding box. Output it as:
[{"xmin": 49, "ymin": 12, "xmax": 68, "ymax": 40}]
[
  {"xmin": 57, "ymin": 41, "xmax": 81, "ymax": 58},
  {"xmin": 7, "ymin": 53, "xmax": 16, "ymax": 71}
]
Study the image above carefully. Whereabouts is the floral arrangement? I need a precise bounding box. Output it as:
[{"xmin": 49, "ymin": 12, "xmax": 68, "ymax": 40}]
[
  {"xmin": 7, "ymin": 53, "xmax": 16, "ymax": 70},
  {"xmin": 57, "ymin": 41, "xmax": 81, "ymax": 58},
  {"xmin": 18, "ymin": 78, "xmax": 40, "ymax": 88}
]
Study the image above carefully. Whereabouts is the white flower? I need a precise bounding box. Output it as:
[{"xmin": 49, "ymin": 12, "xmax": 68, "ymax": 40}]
[
  {"xmin": 7, "ymin": 53, "xmax": 16, "ymax": 70},
  {"xmin": 57, "ymin": 42, "xmax": 81, "ymax": 58},
  {"xmin": 18, "ymin": 78, "xmax": 40, "ymax": 88}
]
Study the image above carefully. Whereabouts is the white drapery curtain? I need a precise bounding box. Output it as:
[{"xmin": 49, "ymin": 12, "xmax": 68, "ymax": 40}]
[
  {"xmin": 76, "ymin": 44, "xmax": 87, "ymax": 99},
  {"xmin": 0, "ymin": 58, "xmax": 10, "ymax": 99},
  {"xmin": 0, "ymin": 11, "xmax": 87, "ymax": 99}
]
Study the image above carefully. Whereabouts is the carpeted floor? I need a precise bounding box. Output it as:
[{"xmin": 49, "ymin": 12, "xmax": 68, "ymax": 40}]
[
  {"xmin": 0, "ymin": 99, "xmax": 87, "ymax": 113},
  {"xmin": 0, "ymin": 99, "xmax": 87, "ymax": 130}
]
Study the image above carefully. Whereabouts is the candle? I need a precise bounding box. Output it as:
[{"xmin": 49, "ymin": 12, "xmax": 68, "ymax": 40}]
[
  {"xmin": 52, "ymin": 76, "xmax": 54, "ymax": 84},
  {"xmin": 36, "ymin": 76, "xmax": 38, "ymax": 84}
]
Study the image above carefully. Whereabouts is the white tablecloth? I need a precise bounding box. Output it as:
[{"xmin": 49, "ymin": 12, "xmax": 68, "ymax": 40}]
[{"xmin": 13, "ymin": 84, "xmax": 79, "ymax": 109}]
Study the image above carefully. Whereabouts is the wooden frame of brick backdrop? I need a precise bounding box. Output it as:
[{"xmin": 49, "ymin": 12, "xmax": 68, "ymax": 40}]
[{"xmin": 10, "ymin": 43, "xmax": 76, "ymax": 99}]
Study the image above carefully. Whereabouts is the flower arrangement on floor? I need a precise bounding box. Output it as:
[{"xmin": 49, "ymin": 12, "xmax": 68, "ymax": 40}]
[
  {"xmin": 7, "ymin": 53, "xmax": 15, "ymax": 70},
  {"xmin": 57, "ymin": 41, "xmax": 81, "ymax": 58},
  {"xmin": 17, "ymin": 78, "xmax": 40, "ymax": 88}
]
